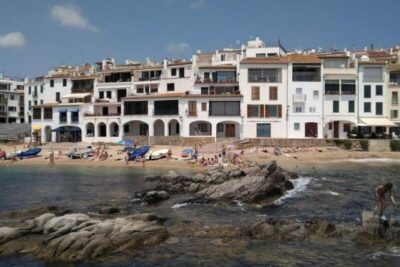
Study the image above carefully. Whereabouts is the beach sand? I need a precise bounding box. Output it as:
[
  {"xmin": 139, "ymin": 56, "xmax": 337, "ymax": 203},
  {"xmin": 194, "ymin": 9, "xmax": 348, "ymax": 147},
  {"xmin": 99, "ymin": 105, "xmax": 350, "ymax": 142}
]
[{"xmin": 1, "ymin": 142, "xmax": 400, "ymax": 170}]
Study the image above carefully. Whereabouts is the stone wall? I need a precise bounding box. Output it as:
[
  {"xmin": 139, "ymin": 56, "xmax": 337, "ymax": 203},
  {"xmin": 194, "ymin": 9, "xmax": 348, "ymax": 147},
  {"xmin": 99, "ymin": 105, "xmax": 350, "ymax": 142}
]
[{"xmin": 245, "ymin": 138, "xmax": 333, "ymax": 148}]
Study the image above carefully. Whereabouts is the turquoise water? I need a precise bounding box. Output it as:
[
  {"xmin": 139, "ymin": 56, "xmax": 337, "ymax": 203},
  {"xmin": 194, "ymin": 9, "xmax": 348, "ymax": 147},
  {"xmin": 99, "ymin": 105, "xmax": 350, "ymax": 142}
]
[{"xmin": 0, "ymin": 160, "xmax": 400, "ymax": 266}]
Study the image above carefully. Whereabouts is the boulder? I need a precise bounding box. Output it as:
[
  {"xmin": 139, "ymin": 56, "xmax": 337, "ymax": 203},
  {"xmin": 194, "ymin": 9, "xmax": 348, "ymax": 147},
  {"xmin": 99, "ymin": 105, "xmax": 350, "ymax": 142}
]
[
  {"xmin": 99, "ymin": 206, "xmax": 120, "ymax": 215},
  {"xmin": 142, "ymin": 190, "xmax": 170, "ymax": 204}
]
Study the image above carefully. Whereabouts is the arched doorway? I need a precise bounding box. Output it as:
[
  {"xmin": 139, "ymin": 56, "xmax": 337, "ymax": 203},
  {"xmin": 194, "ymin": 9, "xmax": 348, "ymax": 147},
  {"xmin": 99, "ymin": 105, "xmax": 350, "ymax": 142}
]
[
  {"xmin": 216, "ymin": 121, "xmax": 240, "ymax": 138},
  {"xmin": 305, "ymin": 122, "xmax": 318, "ymax": 138},
  {"xmin": 168, "ymin": 119, "xmax": 180, "ymax": 136},
  {"xmin": 44, "ymin": 126, "xmax": 52, "ymax": 142},
  {"xmin": 123, "ymin": 120, "xmax": 149, "ymax": 136},
  {"xmin": 109, "ymin": 122, "xmax": 119, "ymax": 137},
  {"xmin": 52, "ymin": 126, "xmax": 82, "ymax": 142},
  {"xmin": 189, "ymin": 121, "xmax": 212, "ymax": 136},
  {"xmin": 86, "ymin": 122, "xmax": 95, "ymax": 137},
  {"xmin": 98, "ymin": 122, "xmax": 107, "ymax": 137},
  {"xmin": 154, "ymin": 119, "xmax": 165, "ymax": 136}
]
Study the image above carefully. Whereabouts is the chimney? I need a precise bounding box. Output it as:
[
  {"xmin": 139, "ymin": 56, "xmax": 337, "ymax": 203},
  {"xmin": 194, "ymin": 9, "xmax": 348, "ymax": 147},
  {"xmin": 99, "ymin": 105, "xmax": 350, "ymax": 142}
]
[{"xmin": 163, "ymin": 58, "xmax": 168, "ymax": 69}]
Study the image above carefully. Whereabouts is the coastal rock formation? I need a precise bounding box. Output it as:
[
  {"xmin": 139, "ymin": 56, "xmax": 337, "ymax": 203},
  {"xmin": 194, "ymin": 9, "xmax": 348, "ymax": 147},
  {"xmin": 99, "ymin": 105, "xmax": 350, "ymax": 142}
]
[
  {"xmin": 141, "ymin": 160, "xmax": 294, "ymax": 205},
  {"xmin": 0, "ymin": 212, "xmax": 169, "ymax": 261}
]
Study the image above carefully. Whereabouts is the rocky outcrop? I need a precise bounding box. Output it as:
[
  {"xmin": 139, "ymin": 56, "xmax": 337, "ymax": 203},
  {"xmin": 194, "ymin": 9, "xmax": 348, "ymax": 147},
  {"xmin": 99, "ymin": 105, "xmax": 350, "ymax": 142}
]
[
  {"xmin": 140, "ymin": 160, "xmax": 294, "ymax": 205},
  {"xmin": 0, "ymin": 212, "xmax": 169, "ymax": 261}
]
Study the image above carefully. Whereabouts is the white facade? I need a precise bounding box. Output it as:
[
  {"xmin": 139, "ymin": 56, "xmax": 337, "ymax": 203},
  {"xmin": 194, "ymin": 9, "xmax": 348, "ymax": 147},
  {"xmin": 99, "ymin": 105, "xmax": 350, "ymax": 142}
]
[{"xmin": 0, "ymin": 76, "xmax": 25, "ymax": 123}]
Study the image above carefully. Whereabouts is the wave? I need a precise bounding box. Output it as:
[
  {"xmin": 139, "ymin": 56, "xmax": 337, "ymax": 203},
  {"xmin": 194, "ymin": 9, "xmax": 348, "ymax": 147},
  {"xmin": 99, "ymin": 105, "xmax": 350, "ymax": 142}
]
[
  {"xmin": 368, "ymin": 247, "xmax": 400, "ymax": 260},
  {"xmin": 330, "ymin": 158, "xmax": 400, "ymax": 164},
  {"xmin": 326, "ymin": 190, "xmax": 339, "ymax": 196},
  {"xmin": 274, "ymin": 177, "xmax": 312, "ymax": 205}
]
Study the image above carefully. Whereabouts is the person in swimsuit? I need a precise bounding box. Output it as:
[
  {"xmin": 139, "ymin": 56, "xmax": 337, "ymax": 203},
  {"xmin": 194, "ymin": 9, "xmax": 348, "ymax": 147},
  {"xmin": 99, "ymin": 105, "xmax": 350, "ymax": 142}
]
[{"xmin": 375, "ymin": 183, "xmax": 396, "ymax": 219}]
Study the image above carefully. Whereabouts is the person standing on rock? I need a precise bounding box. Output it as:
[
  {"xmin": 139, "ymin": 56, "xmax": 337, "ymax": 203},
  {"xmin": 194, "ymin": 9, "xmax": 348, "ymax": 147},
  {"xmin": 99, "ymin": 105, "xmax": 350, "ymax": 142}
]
[
  {"xmin": 222, "ymin": 145, "xmax": 226, "ymax": 159},
  {"xmin": 375, "ymin": 183, "xmax": 396, "ymax": 219}
]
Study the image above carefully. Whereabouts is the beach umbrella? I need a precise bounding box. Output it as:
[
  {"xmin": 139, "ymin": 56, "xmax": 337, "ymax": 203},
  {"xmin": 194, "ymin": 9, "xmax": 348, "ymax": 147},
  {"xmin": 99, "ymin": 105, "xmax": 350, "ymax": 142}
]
[{"xmin": 116, "ymin": 140, "xmax": 134, "ymax": 146}]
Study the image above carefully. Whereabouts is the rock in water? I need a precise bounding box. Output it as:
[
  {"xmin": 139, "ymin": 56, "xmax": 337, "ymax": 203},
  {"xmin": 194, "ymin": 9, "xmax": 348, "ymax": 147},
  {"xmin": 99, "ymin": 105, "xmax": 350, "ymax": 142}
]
[{"xmin": 0, "ymin": 212, "xmax": 169, "ymax": 261}]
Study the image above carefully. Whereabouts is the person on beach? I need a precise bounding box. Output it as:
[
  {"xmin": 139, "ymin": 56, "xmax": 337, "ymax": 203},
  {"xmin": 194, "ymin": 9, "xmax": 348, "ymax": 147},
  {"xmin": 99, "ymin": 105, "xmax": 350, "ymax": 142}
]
[
  {"xmin": 125, "ymin": 151, "xmax": 130, "ymax": 165},
  {"xmin": 218, "ymin": 154, "xmax": 224, "ymax": 170},
  {"xmin": 222, "ymin": 145, "xmax": 226, "ymax": 159},
  {"xmin": 141, "ymin": 156, "xmax": 145, "ymax": 168},
  {"xmin": 375, "ymin": 183, "xmax": 396, "ymax": 219},
  {"xmin": 49, "ymin": 151, "xmax": 55, "ymax": 166},
  {"xmin": 167, "ymin": 147, "xmax": 172, "ymax": 159}
]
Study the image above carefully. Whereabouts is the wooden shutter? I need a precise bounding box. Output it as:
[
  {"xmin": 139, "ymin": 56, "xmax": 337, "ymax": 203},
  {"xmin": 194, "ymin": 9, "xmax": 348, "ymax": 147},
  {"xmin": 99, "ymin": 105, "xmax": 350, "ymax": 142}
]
[
  {"xmin": 269, "ymin": 86, "xmax": 278, "ymax": 100},
  {"xmin": 188, "ymin": 101, "xmax": 197, "ymax": 116},
  {"xmin": 247, "ymin": 105, "xmax": 252, "ymax": 117},
  {"xmin": 265, "ymin": 105, "xmax": 270, "ymax": 118},
  {"xmin": 329, "ymin": 123, "xmax": 332, "ymax": 130},
  {"xmin": 343, "ymin": 123, "xmax": 350, "ymax": 133},
  {"xmin": 278, "ymin": 105, "xmax": 282, "ymax": 118},
  {"xmin": 251, "ymin": 86, "xmax": 260, "ymax": 100},
  {"xmin": 260, "ymin": 105, "xmax": 265, "ymax": 118}
]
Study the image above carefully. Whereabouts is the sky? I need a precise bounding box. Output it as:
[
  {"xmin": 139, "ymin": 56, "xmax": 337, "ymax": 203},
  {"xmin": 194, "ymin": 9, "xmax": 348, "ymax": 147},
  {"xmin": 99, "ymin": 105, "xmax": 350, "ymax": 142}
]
[{"xmin": 1, "ymin": 0, "xmax": 399, "ymax": 78}]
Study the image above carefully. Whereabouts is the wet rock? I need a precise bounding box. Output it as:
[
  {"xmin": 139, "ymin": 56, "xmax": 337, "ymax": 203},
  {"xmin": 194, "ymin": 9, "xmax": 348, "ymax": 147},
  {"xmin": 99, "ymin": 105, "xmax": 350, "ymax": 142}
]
[
  {"xmin": 0, "ymin": 212, "xmax": 169, "ymax": 261},
  {"xmin": 99, "ymin": 206, "xmax": 120, "ymax": 215},
  {"xmin": 137, "ymin": 190, "xmax": 170, "ymax": 204}
]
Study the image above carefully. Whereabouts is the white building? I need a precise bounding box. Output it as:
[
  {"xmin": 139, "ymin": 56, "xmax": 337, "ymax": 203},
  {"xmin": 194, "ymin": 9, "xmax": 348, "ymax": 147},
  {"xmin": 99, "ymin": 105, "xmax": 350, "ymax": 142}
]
[{"xmin": 0, "ymin": 75, "xmax": 25, "ymax": 123}]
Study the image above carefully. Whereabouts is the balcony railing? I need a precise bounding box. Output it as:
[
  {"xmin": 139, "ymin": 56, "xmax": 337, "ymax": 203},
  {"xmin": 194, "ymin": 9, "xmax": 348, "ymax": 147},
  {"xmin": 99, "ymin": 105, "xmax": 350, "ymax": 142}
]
[
  {"xmin": 341, "ymin": 90, "xmax": 356, "ymax": 95},
  {"xmin": 325, "ymin": 91, "xmax": 340, "ymax": 95},
  {"xmin": 392, "ymin": 99, "xmax": 399, "ymax": 106},
  {"xmin": 195, "ymin": 77, "xmax": 238, "ymax": 84},
  {"xmin": 293, "ymin": 94, "xmax": 306, "ymax": 102},
  {"xmin": 0, "ymin": 98, "xmax": 8, "ymax": 103},
  {"xmin": 71, "ymin": 88, "xmax": 93, "ymax": 93},
  {"xmin": 84, "ymin": 112, "xmax": 121, "ymax": 117},
  {"xmin": 0, "ymin": 111, "xmax": 7, "ymax": 116}
]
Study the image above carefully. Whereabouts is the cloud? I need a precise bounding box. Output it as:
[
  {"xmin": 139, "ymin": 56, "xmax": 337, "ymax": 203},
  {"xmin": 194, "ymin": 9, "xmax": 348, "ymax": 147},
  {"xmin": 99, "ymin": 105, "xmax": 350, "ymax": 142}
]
[
  {"xmin": 166, "ymin": 42, "xmax": 191, "ymax": 53},
  {"xmin": 50, "ymin": 4, "xmax": 98, "ymax": 32},
  {"xmin": 191, "ymin": 0, "xmax": 205, "ymax": 9},
  {"xmin": 0, "ymin": 32, "xmax": 26, "ymax": 48}
]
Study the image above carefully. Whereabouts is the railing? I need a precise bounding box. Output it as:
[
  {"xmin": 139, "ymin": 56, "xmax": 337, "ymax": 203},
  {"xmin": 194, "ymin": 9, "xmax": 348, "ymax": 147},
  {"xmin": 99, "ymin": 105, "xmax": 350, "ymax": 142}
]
[
  {"xmin": 292, "ymin": 73, "xmax": 321, "ymax": 82},
  {"xmin": 71, "ymin": 88, "xmax": 93, "ymax": 93},
  {"xmin": 325, "ymin": 91, "xmax": 340, "ymax": 95},
  {"xmin": 392, "ymin": 99, "xmax": 399, "ymax": 106},
  {"xmin": 137, "ymin": 77, "xmax": 161, "ymax": 82},
  {"xmin": 84, "ymin": 112, "xmax": 121, "ymax": 117},
  {"xmin": 195, "ymin": 77, "xmax": 238, "ymax": 84},
  {"xmin": 341, "ymin": 90, "xmax": 356, "ymax": 95},
  {"xmin": 293, "ymin": 94, "xmax": 306, "ymax": 102},
  {"xmin": 0, "ymin": 98, "xmax": 8, "ymax": 103},
  {"xmin": 0, "ymin": 111, "xmax": 7, "ymax": 116}
]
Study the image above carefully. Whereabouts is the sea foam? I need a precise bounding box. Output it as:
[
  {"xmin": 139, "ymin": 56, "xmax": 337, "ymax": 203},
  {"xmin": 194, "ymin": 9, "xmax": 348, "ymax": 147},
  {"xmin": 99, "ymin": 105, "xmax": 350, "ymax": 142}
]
[{"xmin": 274, "ymin": 177, "xmax": 312, "ymax": 205}]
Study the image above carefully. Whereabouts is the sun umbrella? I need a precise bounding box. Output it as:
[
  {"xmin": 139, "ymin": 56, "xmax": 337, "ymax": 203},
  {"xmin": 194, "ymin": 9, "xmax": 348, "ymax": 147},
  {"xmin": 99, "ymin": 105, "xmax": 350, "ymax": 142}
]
[{"xmin": 116, "ymin": 140, "xmax": 134, "ymax": 146}]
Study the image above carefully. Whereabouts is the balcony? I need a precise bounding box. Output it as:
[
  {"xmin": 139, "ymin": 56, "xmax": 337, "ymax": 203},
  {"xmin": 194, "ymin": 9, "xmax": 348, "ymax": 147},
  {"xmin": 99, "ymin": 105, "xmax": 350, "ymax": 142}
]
[
  {"xmin": 19, "ymin": 111, "xmax": 24, "ymax": 117},
  {"xmin": 392, "ymin": 99, "xmax": 399, "ymax": 106},
  {"xmin": 0, "ymin": 111, "xmax": 7, "ymax": 116},
  {"xmin": 341, "ymin": 90, "xmax": 356, "ymax": 95},
  {"xmin": 71, "ymin": 88, "xmax": 93, "ymax": 94},
  {"xmin": 0, "ymin": 98, "xmax": 8, "ymax": 103},
  {"xmin": 325, "ymin": 91, "xmax": 340, "ymax": 95},
  {"xmin": 84, "ymin": 112, "xmax": 120, "ymax": 117},
  {"xmin": 293, "ymin": 94, "xmax": 306, "ymax": 102}
]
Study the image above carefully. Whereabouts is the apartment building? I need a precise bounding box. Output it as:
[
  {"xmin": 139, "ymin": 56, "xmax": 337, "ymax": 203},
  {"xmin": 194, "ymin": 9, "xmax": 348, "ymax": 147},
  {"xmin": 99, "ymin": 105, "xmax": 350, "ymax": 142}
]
[
  {"xmin": 0, "ymin": 75, "xmax": 25, "ymax": 123},
  {"xmin": 28, "ymin": 37, "xmax": 400, "ymax": 143}
]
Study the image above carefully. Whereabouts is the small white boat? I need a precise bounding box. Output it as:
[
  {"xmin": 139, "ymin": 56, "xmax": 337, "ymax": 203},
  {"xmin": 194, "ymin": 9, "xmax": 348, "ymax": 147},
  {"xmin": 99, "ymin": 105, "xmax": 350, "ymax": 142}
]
[{"xmin": 146, "ymin": 149, "xmax": 169, "ymax": 160}]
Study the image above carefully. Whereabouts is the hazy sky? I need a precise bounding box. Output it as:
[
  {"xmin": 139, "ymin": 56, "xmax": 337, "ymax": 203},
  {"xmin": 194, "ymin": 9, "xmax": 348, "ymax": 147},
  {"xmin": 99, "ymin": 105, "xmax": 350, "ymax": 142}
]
[{"xmin": 1, "ymin": 0, "xmax": 399, "ymax": 77}]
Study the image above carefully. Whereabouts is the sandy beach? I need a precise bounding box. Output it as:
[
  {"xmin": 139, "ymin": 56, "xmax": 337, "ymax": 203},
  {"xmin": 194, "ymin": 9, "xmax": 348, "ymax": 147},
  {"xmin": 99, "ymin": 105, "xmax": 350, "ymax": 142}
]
[{"xmin": 1, "ymin": 142, "xmax": 400, "ymax": 170}]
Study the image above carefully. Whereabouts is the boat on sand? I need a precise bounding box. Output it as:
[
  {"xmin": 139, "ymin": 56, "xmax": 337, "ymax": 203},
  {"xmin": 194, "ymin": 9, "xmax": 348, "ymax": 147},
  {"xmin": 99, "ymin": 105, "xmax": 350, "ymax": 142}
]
[{"xmin": 146, "ymin": 149, "xmax": 169, "ymax": 160}]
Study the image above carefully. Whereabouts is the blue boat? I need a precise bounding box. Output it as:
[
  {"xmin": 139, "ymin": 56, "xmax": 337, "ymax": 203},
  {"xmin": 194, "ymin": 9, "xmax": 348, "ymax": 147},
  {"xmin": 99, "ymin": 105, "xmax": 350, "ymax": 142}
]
[
  {"xmin": 123, "ymin": 146, "xmax": 137, "ymax": 153},
  {"xmin": 129, "ymin": 146, "xmax": 150, "ymax": 160},
  {"xmin": 18, "ymin": 147, "xmax": 41, "ymax": 159}
]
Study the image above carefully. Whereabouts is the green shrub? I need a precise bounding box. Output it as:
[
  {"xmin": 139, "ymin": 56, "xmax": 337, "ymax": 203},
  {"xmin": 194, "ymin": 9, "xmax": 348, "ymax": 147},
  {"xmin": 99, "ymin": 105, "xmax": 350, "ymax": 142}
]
[
  {"xmin": 343, "ymin": 140, "xmax": 353, "ymax": 150},
  {"xmin": 334, "ymin": 140, "xmax": 344, "ymax": 147},
  {"xmin": 390, "ymin": 140, "xmax": 400, "ymax": 151},
  {"xmin": 359, "ymin": 140, "xmax": 369, "ymax": 151}
]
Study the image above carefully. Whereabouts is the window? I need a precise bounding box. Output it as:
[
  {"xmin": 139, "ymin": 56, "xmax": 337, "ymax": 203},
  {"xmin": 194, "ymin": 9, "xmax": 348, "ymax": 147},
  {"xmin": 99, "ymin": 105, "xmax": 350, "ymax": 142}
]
[
  {"xmin": 8, "ymin": 106, "xmax": 16, "ymax": 112},
  {"xmin": 139, "ymin": 124, "xmax": 147, "ymax": 135},
  {"xmin": 201, "ymin": 102, "xmax": 207, "ymax": 111},
  {"xmin": 106, "ymin": 91, "xmax": 112, "ymax": 99},
  {"xmin": 363, "ymin": 67, "xmax": 383, "ymax": 82},
  {"xmin": 376, "ymin": 85, "xmax": 383, "ymax": 96},
  {"xmin": 391, "ymin": 110, "xmax": 398, "ymax": 119},
  {"xmin": 247, "ymin": 105, "xmax": 259, "ymax": 117},
  {"xmin": 188, "ymin": 101, "xmax": 197, "ymax": 116},
  {"xmin": 256, "ymin": 53, "xmax": 266, "ymax": 58},
  {"xmin": 63, "ymin": 79, "xmax": 67, "ymax": 87},
  {"xmin": 124, "ymin": 101, "xmax": 148, "ymax": 115},
  {"xmin": 44, "ymin": 108, "xmax": 52, "ymax": 119},
  {"xmin": 171, "ymin": 68, "xmax": 176, "ymax": 76},
  {"xmin": 167, "ymin": 83, "xmax": 175, "ymax": 91},
  {"xmin": 364, "ymin": 85, "xmax": 371, "ymax": 98},
  {"xmin": 33, "ymin": 108, "xmax": 41, "ymax": 119},
  {"xmin": 269, "ymin": 86, "xmax": 278, "ymax": 100},
  {"xmin": 179, "ymin": 68, "xmax": 185, "ymax": 78},
  {"xmin": 40, "ymin": 100, "xmax": 43, "ymax": 104},
  {"xmin": 10, "ymin": 95, "xmax": 14, "ymax": 100},
  {"xmin": 209, "ymin": 101, "xmax": 240, "ymax": 116},
  {"xmin": 313, "ymin": 90, "xmax": 319, "ymax": 98},
  {"xmin": 201, "ymin": 87, "xmax": 208, "ymax": 95},
  {"xmin": 292, "ymin": 65, "xmax": 321, "ymax": 82},
  {"xmin": 34, "ymin": 100, "xmax": 37, "ymax": 106},
  {"xmin": 296, "ymin": 88, "xmax": 302, "ymax": 94},
  {"xmin": 309, "ymin": 107, "xmax": 316, "ymax": 113},
  {"xmin": 56, "ymin": 92, "xmax": 61, "ymax": 103},
  {"xmin": 154, "ymin": 100, "xmax": 179, "ymax": 115},
  {"xmin": 251, "ymin": 86, "xmax": 260, "ymax": 100},
  {"xmin": 257, "ymin": 123, "xmax": 271, "ymax": 137},
  {"xmin": 204, "ymin": 72, "xmax": 210, "ymax": 79},
  {"xmin": 216, "ymin": 71, "xmax": 236, "ymax": 82},
  {"xmin": 325, "ymin": 80, "xmax": 339, "ymax": 95},
  {"xmin": 333, "ymin": 101, "xmax": 339, "ymax": 113},
  {"xmin": 50, "ymin": 80, "xmax": 54, "ymax": 87},
  {"xmin": 348, "ymin": 100, "xmax": 355, "ymax": 113},
  {"xmin": 124, "ymin": 124, "xmax": 129, "ymax": 133},
  {"xmin": 71, "ymin": 111, "xmax": 79, "ymax": 123},
  {"xmin": 376, "ymin": 102, "xmax": 383, "ymax": 115},
  {"xmin": 99, "ymin": 91, "xmax": 104, "ymax": 99},
  {"xmin": 294, "ymin": 123, "xmax": 300, "ymax": 131},
  {"xmin": 294, "ymin": 106, "xmax": 303, "ymax": 113},
  {"xmin": 217, "ymin": 123, "xmax": 224, "ymax": 132},
  {"xmin": 59, "ymin": 111, "xmax": 67, "ymax": 123},
  {"xmin": 323, "ymin": 59, "xmax": 347, "ymax": 68},
  {"xmin": 40, "ymin": 85, "xmax": 43, "ymax": 93},
  {"xmin": 28, "ymin": 86, "xmax": 31, "ymax": 94},
  {"xmin": 248, "ymin": 68, "xmax": 281, "ymax": 83},
  {"xmin": 28, "ymin": 101, "xmax": 31, "ymax": 110},
  {"xmin": 266, "ymin": 105, "xmax": 282, "ymax": 118},
  {"xmin": 364, "ymin": 102, "xmax": 371, "ymax": 113},
  {"xmin": 341, "ymin": 80, "xmax": 356, "ymax": 95},
  {"xmin": 392, "ymin": 92, "xmax": 399, "ymax": 105},
  {"xmin": 34, "ymin": 86, "xmax": 37, "ymax": 96},
  {"xmin": 343, "ymin": 123, "xmax": 351, "ymax": 133}
]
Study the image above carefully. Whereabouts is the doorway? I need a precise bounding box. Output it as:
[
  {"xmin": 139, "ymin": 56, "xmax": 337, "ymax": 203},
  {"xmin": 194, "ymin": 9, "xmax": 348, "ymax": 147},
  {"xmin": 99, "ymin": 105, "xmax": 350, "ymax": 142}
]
[
  {"xmin": 305, "ymin": 122, "xmax": 318, "ymax": 138},
  {"xmin": 333, "ymin": 121, "xmax": 339, "ymax": 138},
  {"xmin": 225, "ymin": 124, "xmax": 236, "ymax": 137}
]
